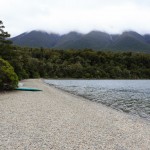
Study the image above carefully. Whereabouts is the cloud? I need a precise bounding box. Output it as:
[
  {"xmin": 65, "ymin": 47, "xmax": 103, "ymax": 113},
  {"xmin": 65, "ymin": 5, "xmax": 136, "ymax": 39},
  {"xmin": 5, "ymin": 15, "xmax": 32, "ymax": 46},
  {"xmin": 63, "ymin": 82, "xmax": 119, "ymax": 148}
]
[{"xmin": 0, "ymin": 0, "xmax": 150, "ymax": 37}]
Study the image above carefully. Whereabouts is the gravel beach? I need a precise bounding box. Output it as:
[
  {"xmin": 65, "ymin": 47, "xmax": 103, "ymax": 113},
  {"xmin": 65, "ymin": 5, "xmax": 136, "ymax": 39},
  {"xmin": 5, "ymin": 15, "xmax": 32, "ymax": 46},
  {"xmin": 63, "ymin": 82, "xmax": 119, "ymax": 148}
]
[{"xmin": 0, "ymin": 79, "xmax": 150, "ymax": 150}]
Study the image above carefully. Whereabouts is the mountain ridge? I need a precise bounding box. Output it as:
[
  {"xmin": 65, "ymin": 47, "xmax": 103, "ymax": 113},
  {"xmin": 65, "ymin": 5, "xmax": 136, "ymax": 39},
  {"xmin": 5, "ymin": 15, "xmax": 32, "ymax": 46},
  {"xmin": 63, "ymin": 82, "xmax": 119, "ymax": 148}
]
[{"xmin": 11, "ymin": 30, "xmax": 150, "ymax": 53}]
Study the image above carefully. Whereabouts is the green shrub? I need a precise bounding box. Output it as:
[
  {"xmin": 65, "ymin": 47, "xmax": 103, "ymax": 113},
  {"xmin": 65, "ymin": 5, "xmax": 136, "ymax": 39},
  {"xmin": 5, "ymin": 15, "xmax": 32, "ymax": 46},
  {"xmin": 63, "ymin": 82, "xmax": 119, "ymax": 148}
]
[{"xmin": 0, "ymin": 58, "xmax": 18, "ymax": 90}]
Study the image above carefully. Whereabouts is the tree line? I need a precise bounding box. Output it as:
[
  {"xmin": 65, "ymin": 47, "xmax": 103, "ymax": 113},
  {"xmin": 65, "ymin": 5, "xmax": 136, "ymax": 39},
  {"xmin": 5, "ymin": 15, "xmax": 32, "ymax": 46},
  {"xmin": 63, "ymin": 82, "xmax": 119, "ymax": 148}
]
[{"xmin": 2, "ymin": 46, "xmax": 150, "ymax": 79}]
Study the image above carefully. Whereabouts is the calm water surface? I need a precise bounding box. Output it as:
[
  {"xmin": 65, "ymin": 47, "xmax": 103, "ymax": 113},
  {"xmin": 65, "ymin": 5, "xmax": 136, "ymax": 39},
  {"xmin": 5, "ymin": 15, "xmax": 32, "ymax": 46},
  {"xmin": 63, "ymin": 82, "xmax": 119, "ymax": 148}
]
[{"xmin": 45, "ymin": 80, "xmax": 150, "ymax": 120}]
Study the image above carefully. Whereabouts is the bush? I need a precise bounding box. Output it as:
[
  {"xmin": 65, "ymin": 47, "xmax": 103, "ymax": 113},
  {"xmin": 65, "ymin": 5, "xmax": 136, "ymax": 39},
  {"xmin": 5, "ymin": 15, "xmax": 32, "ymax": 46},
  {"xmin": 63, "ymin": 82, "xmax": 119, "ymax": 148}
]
[{"xmin": 0, "ymin": 58, "xmax": 18, "ymax": 90}]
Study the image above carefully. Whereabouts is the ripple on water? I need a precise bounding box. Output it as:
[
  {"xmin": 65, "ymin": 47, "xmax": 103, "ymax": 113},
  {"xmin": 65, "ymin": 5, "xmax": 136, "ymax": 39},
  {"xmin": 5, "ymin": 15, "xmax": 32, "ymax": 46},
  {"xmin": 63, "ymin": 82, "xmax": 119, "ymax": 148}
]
[{"xmin": 45, "ymin": 80, "xmax": 150, "ymax": 120}]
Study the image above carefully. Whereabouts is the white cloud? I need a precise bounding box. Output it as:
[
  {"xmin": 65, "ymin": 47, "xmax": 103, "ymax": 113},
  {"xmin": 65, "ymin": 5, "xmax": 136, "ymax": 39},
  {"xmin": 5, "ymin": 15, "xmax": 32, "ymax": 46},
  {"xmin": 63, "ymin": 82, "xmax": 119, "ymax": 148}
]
[{"xmin": 0, "ymin": 0, "xmax": 150, "ymax": 37}]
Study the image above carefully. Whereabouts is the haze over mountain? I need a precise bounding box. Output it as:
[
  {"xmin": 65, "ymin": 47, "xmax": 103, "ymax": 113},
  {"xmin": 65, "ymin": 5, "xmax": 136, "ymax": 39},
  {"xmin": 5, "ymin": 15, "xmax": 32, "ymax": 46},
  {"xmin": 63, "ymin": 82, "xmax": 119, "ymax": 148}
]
[{"xmin": 11, "ymin": 30, "xmax": 150, "ymax": 53}]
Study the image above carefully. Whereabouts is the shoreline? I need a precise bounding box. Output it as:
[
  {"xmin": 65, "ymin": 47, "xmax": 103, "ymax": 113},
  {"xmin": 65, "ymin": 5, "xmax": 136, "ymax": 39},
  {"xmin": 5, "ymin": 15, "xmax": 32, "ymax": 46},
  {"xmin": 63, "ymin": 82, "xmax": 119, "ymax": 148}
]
[
  {"xmin": 44, "ymin": 79, "xmax": 150, "ymax": 123},
  {"xmin": 0, "ymin": 79, "xmax": 150, "ymax": 149}
]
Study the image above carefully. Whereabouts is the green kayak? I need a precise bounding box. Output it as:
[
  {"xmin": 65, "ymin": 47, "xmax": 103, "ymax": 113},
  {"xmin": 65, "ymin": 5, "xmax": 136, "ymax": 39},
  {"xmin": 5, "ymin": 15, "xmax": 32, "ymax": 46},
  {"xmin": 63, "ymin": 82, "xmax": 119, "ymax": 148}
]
[{"xmin": 15, "ymin": 87, "xmax": 42, "ymax": 91}]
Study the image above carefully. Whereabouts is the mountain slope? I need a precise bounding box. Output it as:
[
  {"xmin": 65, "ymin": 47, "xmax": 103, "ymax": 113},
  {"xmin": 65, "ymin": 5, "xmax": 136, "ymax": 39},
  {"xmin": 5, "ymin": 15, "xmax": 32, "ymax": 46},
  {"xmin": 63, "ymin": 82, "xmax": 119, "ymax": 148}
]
[
  {"xmin": 67, "ymin": 31, "xmax": 112, "ymax": 50},
  {"xmin": 11, "ymin": 30, "xmax": 150, "ymax": 53},
  {"xmin": 11, "ymin": 30, "xmax": 60, "ymax": 48},
  {"xmin": 144, "ymin": 34, "xmax": 150, "ymax": 44},
  {"xmin": 110, "ymin": 31, "xmax": 150, "ymax": 52},
  {"xmin": 53, "ymin": 32, "xmax": 83, "ymax": 49}
]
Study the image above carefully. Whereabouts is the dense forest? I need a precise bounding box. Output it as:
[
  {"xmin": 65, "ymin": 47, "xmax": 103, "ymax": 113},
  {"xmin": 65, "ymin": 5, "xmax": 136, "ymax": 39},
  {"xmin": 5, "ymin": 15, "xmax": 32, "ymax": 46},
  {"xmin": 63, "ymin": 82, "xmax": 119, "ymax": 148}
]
[
  {"xmin": 1, "ymin": 45, "xmax": 150, "ymax": 79},
  {"xmin": 0, "ymin": 21, "xmax": 150, "ymax": 89}
]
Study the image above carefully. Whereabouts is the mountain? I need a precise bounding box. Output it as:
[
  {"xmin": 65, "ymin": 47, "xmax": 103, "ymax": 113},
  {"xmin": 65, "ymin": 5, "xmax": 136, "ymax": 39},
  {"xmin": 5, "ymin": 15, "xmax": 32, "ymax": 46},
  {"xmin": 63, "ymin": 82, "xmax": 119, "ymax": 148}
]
[
  {"xmin": 69, "ymin": 31, "xmax": 113, "ymax": 50},
  {"xmin": 109, "ymin": 31, "xmax": 150, "ymax": 52},
  {"xmin": 11, "ymin": 30, "xmax": 150, "ymax": 53},
  {"xmin": 11, "ymin": 30, "xmax": 60, "ymax": 48},
  {"xmin": 53, "ymin": 32, "xmax": 83, "ymax": 49},
  {"xmin": 144, "ymin": 34, "xmax": 150, "ymax": 44}
]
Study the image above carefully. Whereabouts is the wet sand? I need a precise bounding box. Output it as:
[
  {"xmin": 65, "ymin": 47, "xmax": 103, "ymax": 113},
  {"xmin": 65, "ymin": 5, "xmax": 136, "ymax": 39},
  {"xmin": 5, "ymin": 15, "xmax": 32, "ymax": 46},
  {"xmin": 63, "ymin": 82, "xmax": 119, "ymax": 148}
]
[{"xmin": 0, "ymin": 79, "xmax": 150, "ymax": 150}]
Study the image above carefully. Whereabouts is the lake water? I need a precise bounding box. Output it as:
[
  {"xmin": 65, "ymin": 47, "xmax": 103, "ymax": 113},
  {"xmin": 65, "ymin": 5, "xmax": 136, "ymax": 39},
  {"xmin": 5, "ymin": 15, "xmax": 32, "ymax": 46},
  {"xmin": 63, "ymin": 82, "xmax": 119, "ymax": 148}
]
[{"xmin": 45, "ymin": 80, "xmax": 150, "ymax": 120}]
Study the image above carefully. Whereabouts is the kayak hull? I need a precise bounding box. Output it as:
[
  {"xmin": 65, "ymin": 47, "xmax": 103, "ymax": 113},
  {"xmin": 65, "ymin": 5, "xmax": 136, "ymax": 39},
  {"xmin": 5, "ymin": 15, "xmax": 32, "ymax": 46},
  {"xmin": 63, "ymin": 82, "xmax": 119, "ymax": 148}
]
[{"xmin": 15, "ymin": 87, "xmax": 42, "ymax": 91}]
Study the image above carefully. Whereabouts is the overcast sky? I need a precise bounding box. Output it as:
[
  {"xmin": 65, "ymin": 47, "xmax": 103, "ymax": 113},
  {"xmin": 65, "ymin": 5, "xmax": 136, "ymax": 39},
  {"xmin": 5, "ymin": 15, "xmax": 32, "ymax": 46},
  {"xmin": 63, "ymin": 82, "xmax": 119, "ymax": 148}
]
[{"xmin": 1, "ymin": 0, "xmax": 150, "ymax": 37}]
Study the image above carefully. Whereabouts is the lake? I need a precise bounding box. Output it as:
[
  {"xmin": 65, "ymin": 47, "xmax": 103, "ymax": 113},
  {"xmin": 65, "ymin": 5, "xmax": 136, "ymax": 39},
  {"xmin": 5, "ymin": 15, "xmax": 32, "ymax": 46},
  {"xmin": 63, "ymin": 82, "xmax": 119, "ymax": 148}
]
[{"xmin": 45, "ymin": 80, "xmax": 150, "ymax": 120}]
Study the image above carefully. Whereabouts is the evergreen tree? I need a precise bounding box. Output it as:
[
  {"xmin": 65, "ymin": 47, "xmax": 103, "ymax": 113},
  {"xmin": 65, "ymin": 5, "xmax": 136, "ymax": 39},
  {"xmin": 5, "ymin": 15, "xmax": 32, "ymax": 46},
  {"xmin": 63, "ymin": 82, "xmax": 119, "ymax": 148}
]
[{"xmin": 0, "ymin": 20, "xmax": 12, "ymax": 47}]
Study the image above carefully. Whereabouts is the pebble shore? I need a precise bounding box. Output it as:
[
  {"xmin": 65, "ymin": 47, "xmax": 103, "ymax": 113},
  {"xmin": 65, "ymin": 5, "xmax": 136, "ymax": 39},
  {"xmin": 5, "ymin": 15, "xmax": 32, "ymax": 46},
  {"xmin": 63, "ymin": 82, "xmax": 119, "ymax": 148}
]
[{"xmin": 0, "ymin": 79, "xmax": 150, "ymax": 150}]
